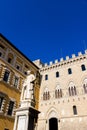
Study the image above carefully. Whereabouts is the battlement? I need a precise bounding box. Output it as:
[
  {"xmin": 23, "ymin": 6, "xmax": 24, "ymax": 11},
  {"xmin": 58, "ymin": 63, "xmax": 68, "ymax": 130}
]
[{"xmin": 40, "ymin": 50, "xmax": 87, "ymax": 72}]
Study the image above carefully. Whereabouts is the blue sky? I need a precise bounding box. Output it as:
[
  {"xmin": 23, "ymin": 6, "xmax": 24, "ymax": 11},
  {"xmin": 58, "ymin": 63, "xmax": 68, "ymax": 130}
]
[{"xmin": 0, "ymin": 0, "xmax": 87, "ymax": 63}]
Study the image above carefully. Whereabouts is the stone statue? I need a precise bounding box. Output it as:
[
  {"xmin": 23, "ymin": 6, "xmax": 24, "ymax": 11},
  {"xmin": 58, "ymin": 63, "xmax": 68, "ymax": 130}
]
[{"xmin": 22, "ymin": 70, "xmax": 36, "ymax": 100}]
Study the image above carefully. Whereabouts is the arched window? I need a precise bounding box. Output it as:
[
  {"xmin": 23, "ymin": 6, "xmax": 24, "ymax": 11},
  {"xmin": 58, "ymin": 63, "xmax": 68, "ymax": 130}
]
[
  {"xmin": 69, "ymin": 87, "xmax": 71, "ymax": 96},
  {"xmin": 55, "ymin": 85, "xmax": 62, "ymax": 98},
  {"xmin": 68, "ymin": 82, "xmax": 77, "ymax": 96},
  {"xmin": 81, "ymin": 64, "xmax": 86, "ymax": 71},
  {"xmin": 43, "ymin": 87, "xmax": 50, "ymax": 100},
  {"xmin": 83, "ymin": 79, "xmax": 87, "ymax": 93},
  {"xmin": 73, "ymin": 105, "xmax": 77, "ymax": 115}
]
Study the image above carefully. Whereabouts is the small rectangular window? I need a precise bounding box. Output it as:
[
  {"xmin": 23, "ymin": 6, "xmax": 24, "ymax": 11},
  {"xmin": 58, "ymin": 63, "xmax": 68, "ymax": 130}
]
[
  {"xmin": 68, "ymin": 68, "xmax": 72, "ymax": 74},
  {"xmin": 73, "ymin": 106, "xmax": 77, "ymax": 115},
  {"xmin": 56, "ymin": 72, "xmax": 59, "ymax": 78},
  {"xmin": 45, "ymin": 74, "xmax": 48, "ymax": 80},
  {"xmin": 81, "ymin": 64, "xmax": 86, "ymax": 71},
  {"xmin": 7, "ymin": 101, "xmax": 14, "ymax": 116}
]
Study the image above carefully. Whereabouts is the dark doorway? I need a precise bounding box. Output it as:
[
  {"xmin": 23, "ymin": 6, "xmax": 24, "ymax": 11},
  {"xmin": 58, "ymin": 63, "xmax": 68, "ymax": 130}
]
[{"xmin": 49, "ymin": 118, "xmax": 58, "ymax": 130}]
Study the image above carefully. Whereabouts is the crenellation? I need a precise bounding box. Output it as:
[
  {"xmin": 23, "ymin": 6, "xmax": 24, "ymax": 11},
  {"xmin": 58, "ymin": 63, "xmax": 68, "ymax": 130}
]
[
  {"xmin": 54, "ymin": 59, "xmax": 58, "ymax": 64},
  {"xmin": 44, "ymin": 63, "xmax": 48, "ymax": 67},
  {"xmin": 66, "ymin": 56, "xmax": 69, "ymax": 60},
  {"xmin": 39, "ymin": 50, "xmax": 87, "ymax": 73},
  {"xmin": 78, "ymin": 52, "xmax": 82, "ymax": 56},
  {"xmin": 85, "ymin": 49, "xmax": 87, "ymax": 54},
  {"xmin": 60, "ymin": 57, "xmax": 64, "ymax": 62},
  {"xmin": 72, "ymin": 54, "xmax": 76, "ymax": 58},
  {"xmin": 49, "ymin": 61, "xmax": 53, "ymax": 65}
]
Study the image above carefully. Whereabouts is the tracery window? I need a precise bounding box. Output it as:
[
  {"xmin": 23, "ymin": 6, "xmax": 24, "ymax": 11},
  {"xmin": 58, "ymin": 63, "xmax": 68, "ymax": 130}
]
[
  {"xmin": 55, "ymin": 85, "xmax": 62, "ymax": 98},
  {"xmin": 83, "ymin": 79, "xmax": 87, "ymax": 93},
  {"xmin": 68, "ymin": 82, "xmax": 77, "ymax": 96},
  {"xmin": 55, "ymin": 89, "xmax": 62, "ymax": 98},
  {"xmin": 43, "ymin": 87, "xmax": 50, "ymax": 100}
]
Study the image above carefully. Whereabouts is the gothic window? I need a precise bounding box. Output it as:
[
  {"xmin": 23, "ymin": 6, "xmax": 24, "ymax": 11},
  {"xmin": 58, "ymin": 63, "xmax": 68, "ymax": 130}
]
[
  {"xmin": 69, "ymin": 86, "xmax": 77, "ymax": 96},
  {"xmin": 0, "ymin": 97, "xmax": 4, "ymax": 110},
  {"xmin": 83, "ymin": 79, "xmax": 87, "ymax": 94},
  {"xmin": 68, "ymin": 82, "xmax": 77, "ymax": 96},
  {"xmin": 45, "ymin": 74, "xmax": 48, "ymax": 80},
  {"xmin": 3, "ymin": 70, "xmax": 10, "ymax": 82},
  {"xmin": 69, "ymin": 87, "xmax": 71, "ymax": 96},
  {"xmin": 68, "ymin": 68, "xmax": 72, "ymax": 74},
  {"xmin": 7, "ymin": 101, "xmax": 14, "ymax": 116},
  {"xmin": 14, "ymin": 76, "xmax": 19, "ymax": 88},
  {"xmin": 73, "ymin": 105, "xmax": 77, "ymax": 115},
  {"xmin": 55, "ymin": 85, "xmax": 62, "ymax": 98},
  {"xmin": 81, "ymin": 64, "xmax": 86, "ymax": 71},
  {"xmin": 43, "ymin": 87, "xmax": 50, "ymax": 100},
  {"xmin": 83, "ymin": 84, "xmax": 87, "ymax": 93},
  {"xmin": 56, "ymin": 71, "xmax": 59, "ymax": 78}
]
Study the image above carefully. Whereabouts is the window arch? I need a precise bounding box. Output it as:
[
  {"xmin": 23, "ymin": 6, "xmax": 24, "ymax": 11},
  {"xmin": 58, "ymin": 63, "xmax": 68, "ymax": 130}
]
[
  {"xmin": 43, "ymin": 87, "xmax": 50, "ymax": 100},
  {"xmin": 68, "ymin": 82, "xmax": 77, "ymax": 96}
]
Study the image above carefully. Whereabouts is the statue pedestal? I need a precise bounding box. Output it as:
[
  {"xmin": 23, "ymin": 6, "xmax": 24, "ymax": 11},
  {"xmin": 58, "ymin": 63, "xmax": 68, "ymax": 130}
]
[
  {"xmin": 13, "ymin": 72, "xmax": 40, "ymax": 130},
  {"xmin": 13, "ymin": 106, "xmax": 40, "ymax": 130}
]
